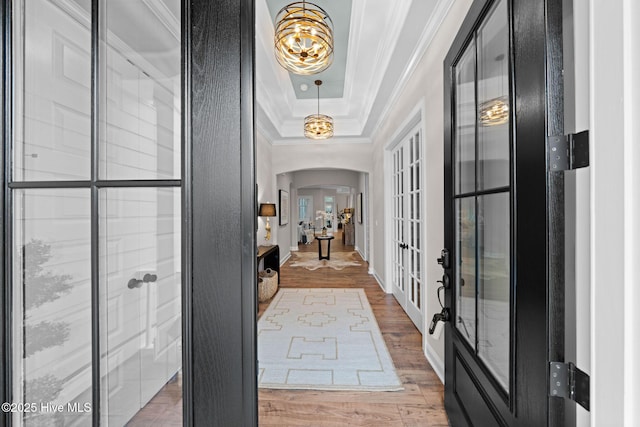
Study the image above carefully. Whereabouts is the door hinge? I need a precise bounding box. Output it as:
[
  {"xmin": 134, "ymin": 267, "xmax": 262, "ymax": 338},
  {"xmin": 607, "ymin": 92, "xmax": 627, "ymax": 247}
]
[
  {"xmin": 548, "ymin": 130, "xmax": 589, "ymax": 171},
  {"xmin": 549, "ymin": 361, "xmax": 590, "ymax": 411}
]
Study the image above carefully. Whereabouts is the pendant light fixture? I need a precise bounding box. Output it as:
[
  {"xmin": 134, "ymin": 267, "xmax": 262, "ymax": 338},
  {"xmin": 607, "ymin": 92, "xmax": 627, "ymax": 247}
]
[
  {"xmin": 479, "ymin": 54, "xmax": 509, "ymax": 126},
  {"xmin": 304, "ymin": 80, "xmax": 333, "ymax": 140},
  {"xmin": 274, "ymin": 1, "xmax": 334, "ymax": 75}
]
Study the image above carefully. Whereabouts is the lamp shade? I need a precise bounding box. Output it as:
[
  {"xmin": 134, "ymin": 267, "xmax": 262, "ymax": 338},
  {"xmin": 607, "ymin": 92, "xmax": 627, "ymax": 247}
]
[{"xmin": 258, "ymin": 203, "xmax": 277, "ymax": 217}]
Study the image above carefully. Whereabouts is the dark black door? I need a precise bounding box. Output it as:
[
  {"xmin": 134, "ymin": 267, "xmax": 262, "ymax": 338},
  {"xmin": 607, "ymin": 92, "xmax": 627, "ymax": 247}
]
[{"xmin": 442, "ymin": 0, "xmax": 566, "ymax": 425}]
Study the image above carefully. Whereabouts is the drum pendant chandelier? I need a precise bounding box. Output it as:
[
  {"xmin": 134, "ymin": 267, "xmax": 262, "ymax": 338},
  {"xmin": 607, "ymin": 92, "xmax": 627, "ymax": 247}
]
[
  {"xmin": 304, "ymin": 80, "xmax": 334, "ymax": 140},
  {"xmin": 274, "ymin": 1, "xmax": 334, "ymax": 75}
]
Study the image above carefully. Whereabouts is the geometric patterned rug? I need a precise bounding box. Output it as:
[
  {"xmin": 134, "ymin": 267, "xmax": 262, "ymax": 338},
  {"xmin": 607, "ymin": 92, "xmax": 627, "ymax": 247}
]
[
  {"xmin": 288, "ymin": 252, "xmax": 362, "ymax": 271},
  {"xmin": 258, "ymin": 288, "xmax": 403, "ymax": 391}
]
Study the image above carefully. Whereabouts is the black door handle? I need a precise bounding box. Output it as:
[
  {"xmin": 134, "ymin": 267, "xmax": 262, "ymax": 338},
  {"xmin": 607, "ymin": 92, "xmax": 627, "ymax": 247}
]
[
  {"xmin": 437, "ymin": 248, "xmax": 450, "ymax": 269},
  {"xmin": 429, "ymin": 308, "xmax": 450, "ymax": 335},
  {"xmin": 437, "ymin": 273, "xmax": 450, "ymax": 289}
]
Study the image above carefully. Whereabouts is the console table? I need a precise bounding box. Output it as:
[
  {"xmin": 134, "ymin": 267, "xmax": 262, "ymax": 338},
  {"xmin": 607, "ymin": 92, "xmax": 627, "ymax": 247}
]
[
  {"xmin": 257, "ymin": 245, "xmax": 280, "ymax": 284},
  {"xmin": 315, "ymin": 235, "xmax": 335, "ymax": 260},
  {"xmin": 343, "ymin": 222, "xmax": 355, "ymax": 246}
]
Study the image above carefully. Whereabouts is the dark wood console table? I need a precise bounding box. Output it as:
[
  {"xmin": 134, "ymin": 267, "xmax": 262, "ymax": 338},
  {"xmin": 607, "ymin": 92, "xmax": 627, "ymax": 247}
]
[
  {"xmin": 315, "ymin": 235, "xmax": 335, "ymax": 260},
  {"xmin": 257, "ymin": 245, "xmax": 280, "ymax": 284}
]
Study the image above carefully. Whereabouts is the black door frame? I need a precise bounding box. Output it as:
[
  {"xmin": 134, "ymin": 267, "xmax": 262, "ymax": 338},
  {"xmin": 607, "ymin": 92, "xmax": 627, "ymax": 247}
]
[
  {"xmin": 190, "ymin": 0, "xmax": 257, "ymax": 425},
  {"xmin": 1, "ymin": 0, "xmax": 7, "ymax": 418},
  {"xmin": 1, "ymin": 0, "xmax": 258, "ymax": 425},
  {"xmin": 443, "ymin": 0, "xmax": 566, "ymax": 425}
]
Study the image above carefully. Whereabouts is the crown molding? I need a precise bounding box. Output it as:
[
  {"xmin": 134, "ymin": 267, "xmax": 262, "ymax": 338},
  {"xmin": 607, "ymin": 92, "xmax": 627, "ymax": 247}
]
[
  {"xmin": 271, "ymin": 137, "xmax": 372, "ymax": 146},
  {"xmin": 350, "ymin": 0, "xmax": 413, "ymax": 129},
  {"xmin": 370, "ymin": 0, "xmax": 455, "ymax": 137},
  {"xmin": 141, "ymin": 0, "xmax": 180, "ymax": 41},
  {"xmin": 256, "ymin": 0, "xmax": 416, "ymax": 139}
]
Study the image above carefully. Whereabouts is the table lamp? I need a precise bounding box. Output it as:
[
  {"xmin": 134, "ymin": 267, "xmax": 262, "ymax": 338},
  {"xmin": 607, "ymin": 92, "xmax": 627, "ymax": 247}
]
[
  {"xmin": 258, "ymin": 203, "xmax": 277, "ymax": 241},
  {"xmin": 343, "ymin": 207, "xmax": 354, "ymax": 223}
]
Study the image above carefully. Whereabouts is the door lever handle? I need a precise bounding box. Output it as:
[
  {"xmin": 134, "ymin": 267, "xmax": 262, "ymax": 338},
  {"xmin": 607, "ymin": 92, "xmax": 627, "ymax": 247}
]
[
  {"xmin": 429, "ymin": 308, "xmax": 450, "ymax": 335},
  {"xmin": 437, "ymin": 273, "xmax": 450, "ymax": 289}
]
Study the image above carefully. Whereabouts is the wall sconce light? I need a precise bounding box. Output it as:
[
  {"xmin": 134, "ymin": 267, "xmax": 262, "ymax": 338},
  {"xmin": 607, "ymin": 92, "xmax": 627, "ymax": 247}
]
[{"xmin": 258, "ymin": 203, "xmax": 277, "ymax": 241}]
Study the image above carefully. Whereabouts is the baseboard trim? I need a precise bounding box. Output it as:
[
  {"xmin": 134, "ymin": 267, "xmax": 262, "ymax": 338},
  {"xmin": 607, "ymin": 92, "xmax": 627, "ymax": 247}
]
[
  {"xmin": 369, "ymin": 268, "xmax": 387, "ymax": 293},
  {"xmin": 355, "ymin": 246, "xmax": 366, "ymax": 261},
  {"xmin": 424, "ymin": 344, "xmax": 445, "ymax": 384},
  {"xmin": 280, "ymin": 252, "xmax": 291, "ymax": 266}
]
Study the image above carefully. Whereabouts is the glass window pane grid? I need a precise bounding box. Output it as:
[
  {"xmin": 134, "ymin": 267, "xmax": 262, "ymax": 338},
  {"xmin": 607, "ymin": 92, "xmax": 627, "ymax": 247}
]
[
  {"xmin": 454, "ymin": 38, "xmax": 476, "ymax": 196},
  {"xmin": 455, "ymin": 197, "xmax": 476, "ymax": 349},
  {"xmin": 477, "ymin": 192, "xmax": 510, "ymax": 389},
  {"xmin": 452, "ymin": 0, "xmax": 512, "ymax": 395},
  {"xmin": 12, "ymin": 189, "xmax": 93, "ymax": 426},
  {"xmin": 477, "ymin": 0, "xmax": 510, "ymax": 191},
  {"xmin": 10, "ymin": 0, "xmax": 184, "ymax": 424}
]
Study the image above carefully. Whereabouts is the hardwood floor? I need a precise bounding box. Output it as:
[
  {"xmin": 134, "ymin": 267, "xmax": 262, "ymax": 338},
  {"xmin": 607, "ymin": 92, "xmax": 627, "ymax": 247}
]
[
  {"xmin": 258, "ymin": 231, "xmax": 449, "ymax": 426},
  {"xmin": 129, "ymin": 229, "xmax": 449, "ymax": 426}
]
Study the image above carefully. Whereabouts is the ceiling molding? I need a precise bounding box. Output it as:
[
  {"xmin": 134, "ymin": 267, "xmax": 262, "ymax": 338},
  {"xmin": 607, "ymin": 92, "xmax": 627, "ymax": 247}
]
[
  {"xmin": 256, "ymin": 0, "xmax": 299, "ymax": 129},
  {"xmin": 271, "ymin": 137, "xmax": 372, "ymax": 146},
  {"xmin": 141, "ymin": 0, "xmax": 180, "ymax": 41},
  {"xmin": 349, "ymin": 0, "xmax": 413, "ymax": 129},
  {"xmin": 369, "ymin": 0, "xmax": 455, "ymax": 137},
  {"xmin": 256, "ymin": 0, "xmax": 451, "ymax": 144}
]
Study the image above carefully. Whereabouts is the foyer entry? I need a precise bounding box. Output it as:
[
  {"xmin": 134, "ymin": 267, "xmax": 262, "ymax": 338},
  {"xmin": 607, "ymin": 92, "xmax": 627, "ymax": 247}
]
[{"xmin": 258, "ymin": 232, "xmax": 447, "ymax": 425}]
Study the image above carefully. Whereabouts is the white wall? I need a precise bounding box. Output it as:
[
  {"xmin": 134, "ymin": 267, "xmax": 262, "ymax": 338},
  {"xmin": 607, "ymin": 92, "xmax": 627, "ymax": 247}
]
[
  {"xmin": 271, "ymin": 142, "xmax": 372, "ymax": 176},
  {"xmin": 256, "ymin": 130, "xmax": 275, "ymax": 246},
  {"xmin": 590, "ymin": 0, "xmax": 640, "ymax": 425},
  {"xmin": 276, "ymin": 173, "xmax": 294, "ymax": 259},
  {"xmin": 564, "ymin": 0, "xmax": 590, "ymax": 424},
  {"xmin": 292, "ymin": 169, "xmax": 361, "ymax": 189},
  {"xmin": 369, "ymin": 0, "xmax": 473, "ymax": 378}
]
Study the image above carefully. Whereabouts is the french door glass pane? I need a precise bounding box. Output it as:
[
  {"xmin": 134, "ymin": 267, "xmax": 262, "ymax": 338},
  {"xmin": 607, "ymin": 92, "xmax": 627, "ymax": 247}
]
[
  {"xmin": 477, "ymin": 0, "xmax": 510, "ymax": 190},
  {"xmin": 477, "ymin": 192, "xmax": 510, "ymax": 389},
  {"xmin": 13, "ymin": 189, "xmax": 92, "ymax": 425},
  {"xmin": 100, "ymin": 187, "xmax": 182, "ymax": 425},
  {"xmin": 455, "ymin": 40, "xmax": 476, "ymax": 195},
  {"xmin": 100, "ymin": 0, "xmax": 181, "ymax": 180},
  {"xmin": 13, "ymin": 0, "xmax": 91, "ymax": 181},
  {"xmin": 455, "ymin": 197, "xmax": 476, "ymax": 347}
]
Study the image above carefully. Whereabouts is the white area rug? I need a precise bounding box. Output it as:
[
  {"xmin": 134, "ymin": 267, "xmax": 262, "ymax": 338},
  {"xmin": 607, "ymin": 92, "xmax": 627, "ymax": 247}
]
[
  {"xmin": 258, "ymin": 288, "xmax": 403, "ymax": 391},
  {"xmin": 288, "ymin": 252, "xmax": 361, "ymax": 271}
]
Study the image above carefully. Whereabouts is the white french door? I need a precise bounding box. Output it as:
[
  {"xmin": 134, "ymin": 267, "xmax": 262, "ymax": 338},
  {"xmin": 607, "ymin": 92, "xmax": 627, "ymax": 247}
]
[{"xmin": 391, "ymin": 126, "xmax": 423, "ymax": 332}]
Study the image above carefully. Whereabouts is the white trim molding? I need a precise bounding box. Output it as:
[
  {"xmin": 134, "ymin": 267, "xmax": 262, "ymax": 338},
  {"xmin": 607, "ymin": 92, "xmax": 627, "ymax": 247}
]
[
  {"xmin": 280, "ymin": 252, "xmax": 292, "ymax": 266},
  {"xmin": 425, "ymin": 344, "xmax": 445, "ymax": 384},
  {"xmin": 368, "ymin": 268, "xmax": 386, "ymax": 293}
]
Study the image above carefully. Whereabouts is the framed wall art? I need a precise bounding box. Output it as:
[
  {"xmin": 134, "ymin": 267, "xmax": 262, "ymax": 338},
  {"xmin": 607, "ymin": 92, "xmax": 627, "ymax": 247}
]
[{"xmin": 279, "ymin": 190, "xmax": 289, "ymax": 226}]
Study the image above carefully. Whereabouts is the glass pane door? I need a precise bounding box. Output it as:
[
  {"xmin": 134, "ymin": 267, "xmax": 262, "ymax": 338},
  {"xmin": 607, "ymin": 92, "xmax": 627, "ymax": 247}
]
[
  {"xmin": 391, "ymin": 127, "xmax": 424, "ymax": 332},
  {"xmin": 10, "ymin": 1, "xmax": 183, "ymax": 425},
  {"xmin": 12, "ymin": 190, "xmax": 93, "ymax": 426},
  {"xmin": 452, "ymin": 0, "xmax": 511, "ymax": 392},
  {"xmin": 392, "ymin": 145, "xmax": 406, "ymax": 296}
]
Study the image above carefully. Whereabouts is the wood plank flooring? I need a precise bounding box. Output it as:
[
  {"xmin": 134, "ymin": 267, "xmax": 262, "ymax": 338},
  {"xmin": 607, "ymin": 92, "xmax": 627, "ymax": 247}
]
[
  {"xmin": 129, "ymin": 230, "xmax": 449, "ymax": 426},
  {"xmin": 258, "ymin": 231, "xmax": 449, "ymax": 426}
]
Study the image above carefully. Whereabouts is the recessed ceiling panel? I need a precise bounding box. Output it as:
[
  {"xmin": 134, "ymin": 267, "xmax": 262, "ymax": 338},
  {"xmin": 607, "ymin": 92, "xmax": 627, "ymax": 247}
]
[{"xmin": 265, "ymin": 0, "xmax": 352, "ymax": 99}]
